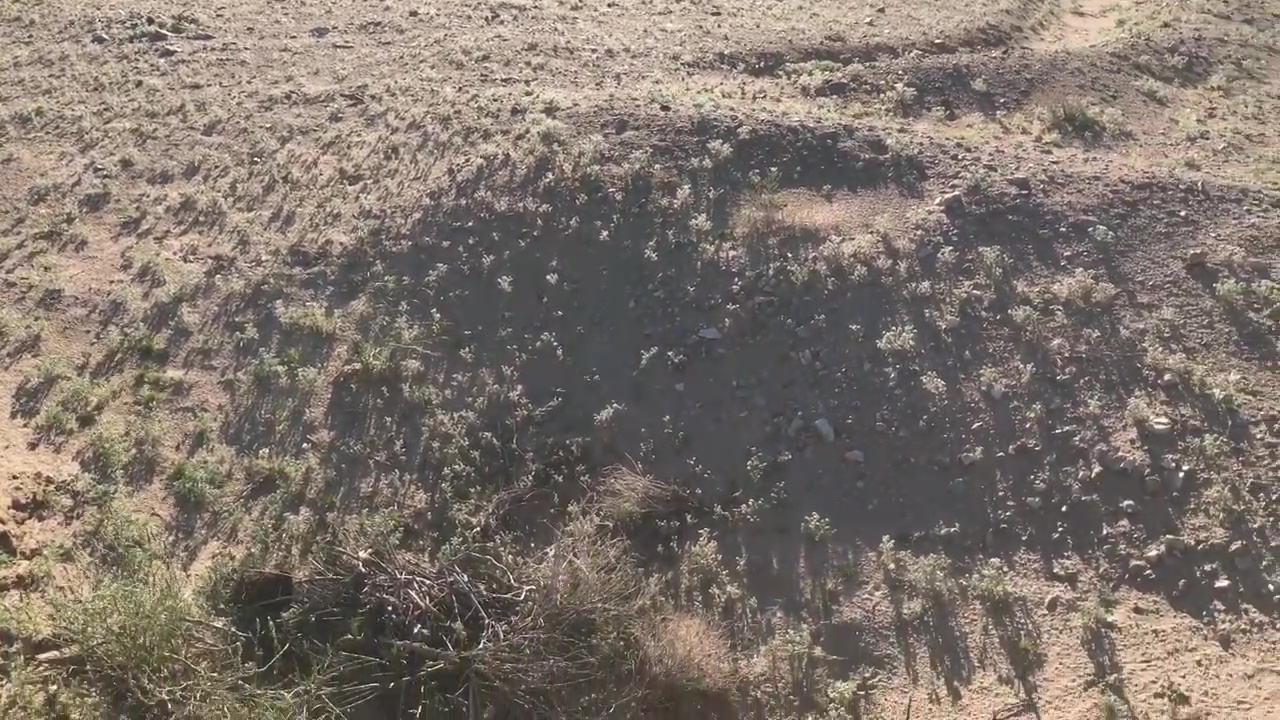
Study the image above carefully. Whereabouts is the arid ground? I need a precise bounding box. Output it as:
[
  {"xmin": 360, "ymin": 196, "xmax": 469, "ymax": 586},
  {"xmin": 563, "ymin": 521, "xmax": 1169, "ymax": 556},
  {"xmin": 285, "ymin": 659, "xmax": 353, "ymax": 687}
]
[{"xmin": 1, "ymin": 0, "xmax": 1279, "ymax": 717}]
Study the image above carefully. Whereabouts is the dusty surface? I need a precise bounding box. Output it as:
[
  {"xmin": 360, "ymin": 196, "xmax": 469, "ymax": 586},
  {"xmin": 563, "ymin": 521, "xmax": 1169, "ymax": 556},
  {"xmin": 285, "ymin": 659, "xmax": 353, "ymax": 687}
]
[{"xmin": 2, "ymin": 0, "xmax": 1280, "ymax": 717}]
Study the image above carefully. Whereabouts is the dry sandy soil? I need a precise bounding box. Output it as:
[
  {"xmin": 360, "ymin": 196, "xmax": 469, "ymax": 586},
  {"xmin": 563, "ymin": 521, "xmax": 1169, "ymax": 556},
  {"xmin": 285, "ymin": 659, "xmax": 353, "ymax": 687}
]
[{"xmin": 2, "ymin": 0, "xmax": 1280, "ymax": 718}]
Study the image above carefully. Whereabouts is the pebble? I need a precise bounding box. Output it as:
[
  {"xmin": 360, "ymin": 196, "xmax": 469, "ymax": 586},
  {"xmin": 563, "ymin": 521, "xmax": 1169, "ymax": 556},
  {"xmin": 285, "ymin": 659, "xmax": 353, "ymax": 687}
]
[
  {"xmin": 1143, "ymin": 474, "xmax": 1163, "ymax": 495},
  {"xmin": 1045, "ymin": 594, "xmax": 1062, "ymax": 612},
  {"xmin": 1186, "ymin": 249, "xmax": 1209, "ymax": 266},
  {"xmin": 1027, "ymin": 496, "xmax": 1043, "ymax": 510},
  {"xmin": 844, "ymin": 450, "xmax": 865, "ymax": 463},
  {"xmin": 1214, "ymin": 578, "xmax": 1233, "ymax": 592},
  {"xmin": 813, "ymin": 418, "xmax": 836, "ymax": 443},
  {"xmin": 698, "ymin": 327, "xmax": 722, "ymax": 340},
  {"xmin": 1128, "ymin": 559, "xmax": 1151, "ymax": 576},
  {"xmin": 157, "ymin": 45, "xmax": 180, "ymax": 57},
  {"xmin": 1163, "ymin": 535, "xmax": 1189, "ymax": 552},
  {"xmin": 935, "ymin": 191, "xmax": 964, "ymax": 209},
  {"xmin": 310, "ymin": 26, "xmax": 332, "ymax": 38},
  {"xmin": 1121, "ymin": 499, "xmax": 1138, "ymax": 514},
  {"xmin": 1144, "ymin": 548, "xmax": 1163, "ymax": 565},
  {"xmin": 90, "ymin": 31, "xmax": 111, "ymax": 44}
]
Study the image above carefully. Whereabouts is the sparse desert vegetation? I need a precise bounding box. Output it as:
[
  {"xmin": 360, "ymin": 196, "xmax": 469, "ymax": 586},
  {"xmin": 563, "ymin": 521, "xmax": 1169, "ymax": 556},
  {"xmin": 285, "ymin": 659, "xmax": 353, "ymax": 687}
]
[{"xmin": 1, "ymin": 0, "xmax": 1279, "ymax": 718}]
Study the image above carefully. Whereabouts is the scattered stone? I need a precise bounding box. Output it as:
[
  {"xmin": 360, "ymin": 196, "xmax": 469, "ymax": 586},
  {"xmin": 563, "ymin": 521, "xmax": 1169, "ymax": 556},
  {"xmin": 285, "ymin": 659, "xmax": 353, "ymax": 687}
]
[
  {"xmin": 1027, "ymin": 496, "xmax": 1044, "ymax": 510},
  {"xmin": 1121, "ymin": 499, "xmax": 1138, "ymax": 514},
  {"xmin": 989, "ymin": 383, "xmax": 1006, "ymax": 400},
  {"xmin": 1045, "ymin": 594, "xmax": 1062, "ymax": 612},
  {"xmin": 408, "ymin": 8, "xmax": 422, "ymax": 17},
  {"xmin": 1175, "ymin": 579, "xmax": 1189, "ymax": 596},
  {"xmin": 1214, "ymin": 578, "xmax": 1233, "ymax": 592},
  {"xmin": 1167, "ymin": 470, "xmax": 1187, "ymax": 492},
  {"xmin": 1144, "ymin": 548, "xmax": 1163, "ymax": 565},
  {"xmin": 1163, "ymin": 535, "xmax": 1189, "ymax": 552},
  {"xmin": 157, "ymin": 44, "xmax": 180, "ymax": 57},
  {"xmin": 1159, "ymin": 373, "xmax": 1179, "ymax": 389},
  {"xmin": 1265, "ymin": 305, "xmax": 1280, "ymax": 321},
  {"xmin": 960, "ymin": 448, "xmax": 983, "ymax": 465},
  {"xmin": 189, "ymin": 30, "xmax": 216, "ymax": 41},
  {"xmin": 813, "ymin": 418, "xmax": 836, "ymax": 443},
  {"xmin": 1143, "ymin": 473, "xmax": 1163, "ymax": 495},
  {"xmin": 1185, "ymin": 249, "xmax": 1209, "ymax": 266},
  {"xmin": 697, "ymin": 327, "xmax": 722, "ymax": 340},
  {"xmin": 1128, "ymin": 559, "xmax": 1151, "ymax": 576},
  {"xmin": 90, "ymin": 31, "xmax": 111, "ymax": 44},
  {"xmin": 1228, "ymin": 540, "xmax": 1249, "ymax": 556},
  {"xmin": 939, "ymin": 526, "xmax": 961, "ymax": 540},
  {"xmin": 935, "ymin": 191, "xmax": 964, "ymax": 210},
  {"xmin": 310, "ymin": 26, "xmax": 332, "ymax": 38},
  {"xmin": 844, "ymin": 449, "xmax": 865, "ymax": 463}
]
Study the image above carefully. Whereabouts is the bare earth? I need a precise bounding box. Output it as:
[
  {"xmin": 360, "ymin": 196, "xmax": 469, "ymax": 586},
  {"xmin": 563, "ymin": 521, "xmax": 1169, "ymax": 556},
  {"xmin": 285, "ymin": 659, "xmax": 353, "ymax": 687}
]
[{"xmin": 2, "ymin": 0, "xmax": 1279, "ymax": 718}]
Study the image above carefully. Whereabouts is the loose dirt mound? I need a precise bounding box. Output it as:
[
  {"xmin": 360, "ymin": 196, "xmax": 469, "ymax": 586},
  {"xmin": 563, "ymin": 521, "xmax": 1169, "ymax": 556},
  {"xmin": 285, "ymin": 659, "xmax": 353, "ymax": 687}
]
[{"xmin": 2, "ymin": 0, "xmax": 1279, "ymax": 718}]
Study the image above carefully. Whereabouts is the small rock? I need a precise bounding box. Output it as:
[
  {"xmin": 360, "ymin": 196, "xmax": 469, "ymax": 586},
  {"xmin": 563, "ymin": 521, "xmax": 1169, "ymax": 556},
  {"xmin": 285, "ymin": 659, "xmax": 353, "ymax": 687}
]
[
  {"xmin": 156, "ymin": 44, "xmax": 180, "ymax": 57},
  {"xmin": 408, "ymin": 8, "xmax": 422, "ymax": 17},
  {"xmin": 1006, "ymin": 175, "xmax": 1032, "ymax": 191},
  {"xmin": 1185, "ymin": 249, "xmax": 1209, "ymax": 266},
  {"xmin": 1146, "ymin": 416, "xmax": 1175, "ymax": 436},
  {"xmin": 189, "ymin": 30, "xmax": 216, "ymax": 41},
  {"xmin": 1128, "ymin": 559, "xmax": 1151, "ymax": 576},
  {"xmin": 813, "ymin": 418, "xmax": 836, "ymax": 443},
  {"xmin": 935, "ymin": 191, "xmax": 964, "ymax": 210},
  {"xmin": 310, "ymin": 26, "xmax": 332, "ymax": 38},
  {"xmin": 1175, "ymin": 578, "xmax": 1189, "ymax": 596},
  {"xmin": 90, "ymin": 31, "xmax": 111, "ymax": 44},
  {"xmin": 1159, "ymin": 373, "xmax": 1179, "ymax": 388},
  {"xmin": 1121, "ymin": 499, "xmax": 1138, "ymax": 514},
  {"xmin": 1214, "ymin": 578, "xmax": 1233, "ymax": 592},
  {"xmin": 697, "ymin": 327, "xmax": 722, "ymax": 340},
  {"xmin": 1027, "ymin": 496, "xmax": 1043, "ymax": 510},
  {"xmin": 786, "ymin": 417, "xmax": 805, "ymax": 438},
  {"xmin": 1144, "ymin": 548, "xmax": 1163, "ymax": 565},
  {"xmin": 844, "ymin": 450, "xmax": 865, "ymax": 463},
  {"xmin": 1228, "ymin": 540, "xmax": 1249, "ymax": 556},
  {"xmin": 1045, "ymin": 594, "xmax": 1062, "ymax": 612},
  {"xmin": 989, "ymin": 383, "xmax": 1006, "ymax": 400},
  {"xmin": 1163, "ymin": 535, "xmax": 1189, "ymax": 552},
  {"xmin": 939, "ymin": 526, "xmax": 961, "ymax": 540},
  {"xmin": 1234, "ymin": 555, "xmax": 1258, "ymax": 571},
  {"xmin": 960, "ymin": 448, "xmax": 983, "ymax": 465},
  {"xmin": 1143, "ymin": 473, "xmax": 1163, "ymax": 495},
  {"xmin": 1265, "ymin": 304, "xmax": 1280, "ymax": 321}
]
